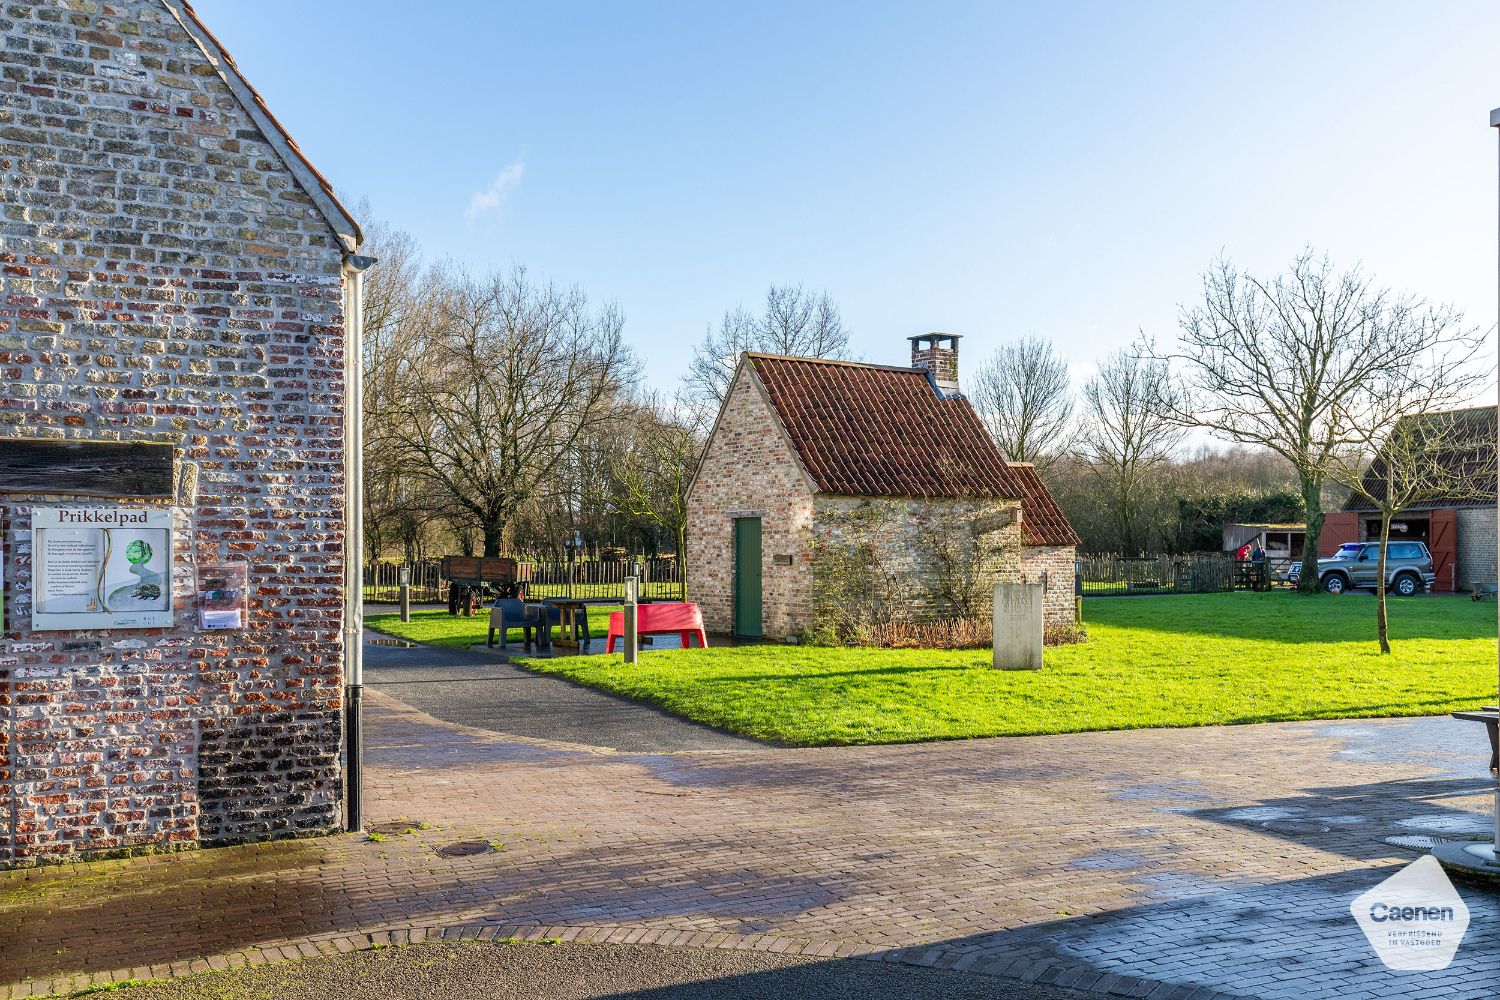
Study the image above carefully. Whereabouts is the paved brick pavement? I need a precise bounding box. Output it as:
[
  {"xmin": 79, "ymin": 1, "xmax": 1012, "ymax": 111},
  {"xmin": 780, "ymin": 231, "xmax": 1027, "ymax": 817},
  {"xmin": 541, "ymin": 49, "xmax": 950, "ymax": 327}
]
[{"xmin": 2, "ymin": 693, "xmax": 1496, "ymax": 999}]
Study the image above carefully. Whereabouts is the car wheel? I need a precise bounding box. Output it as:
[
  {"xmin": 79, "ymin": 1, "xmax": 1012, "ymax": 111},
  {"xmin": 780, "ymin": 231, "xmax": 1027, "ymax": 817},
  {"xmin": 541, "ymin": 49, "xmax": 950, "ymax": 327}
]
[
  {"xmin": 1392, "ymin": 573, "xmax": 1419, "ymax": 597},
  {"xmin": 1322, "ymin": 574, "xmax": 1347, "ymax": 595}
]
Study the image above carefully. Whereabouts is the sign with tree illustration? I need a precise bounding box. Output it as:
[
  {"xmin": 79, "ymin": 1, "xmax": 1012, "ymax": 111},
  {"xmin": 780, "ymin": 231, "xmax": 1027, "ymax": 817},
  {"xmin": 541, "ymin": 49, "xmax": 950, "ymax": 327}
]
[{"xmin": 32, "ymin": 507, "xmax": 174, "ymax": 630}]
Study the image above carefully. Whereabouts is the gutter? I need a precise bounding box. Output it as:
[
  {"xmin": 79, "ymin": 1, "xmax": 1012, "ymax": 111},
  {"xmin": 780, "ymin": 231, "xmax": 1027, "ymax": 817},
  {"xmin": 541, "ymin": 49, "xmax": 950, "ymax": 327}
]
[{"xmin": 342, "ymin": 252, "xmax": 376, "ymax": 832}]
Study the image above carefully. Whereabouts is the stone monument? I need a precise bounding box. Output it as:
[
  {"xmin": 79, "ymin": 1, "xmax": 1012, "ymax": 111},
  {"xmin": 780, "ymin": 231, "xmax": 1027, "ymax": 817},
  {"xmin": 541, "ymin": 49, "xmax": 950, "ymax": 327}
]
[{"xmin": 993, "ymin": 582, "xmax": 1044, "ymax": 670}]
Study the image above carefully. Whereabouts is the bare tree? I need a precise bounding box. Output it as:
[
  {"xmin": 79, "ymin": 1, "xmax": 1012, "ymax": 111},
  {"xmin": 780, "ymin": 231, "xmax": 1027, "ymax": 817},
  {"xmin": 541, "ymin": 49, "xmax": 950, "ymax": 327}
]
[
  {"xmin": 684, "ymin": 284, "xmax": 851, "ymax": 406},
  {"xmin": 352, "ymin": 204, "xmax": 436, "ymax": 562},
  {"xmin": 1152, "ymin": 250, "xmax": 1485, "ymax": 592},
  {"xmin": 377, "ymin": 266, "xmax": 637, "ymax": 556},
  {"xmin": 1330, "ymin": 407, "xmax": 1492, "ymax": 653},
  {"xmin": 607, "ymin": 393, "xmax": 705, "ymax": 583},
  {"xmin": 966, "ymin": 335, "xmax": 1074, "ymax": 474},
  {"xmin": 1079, "ymin": 351, "xmax": 1184, "ymax": 553}
]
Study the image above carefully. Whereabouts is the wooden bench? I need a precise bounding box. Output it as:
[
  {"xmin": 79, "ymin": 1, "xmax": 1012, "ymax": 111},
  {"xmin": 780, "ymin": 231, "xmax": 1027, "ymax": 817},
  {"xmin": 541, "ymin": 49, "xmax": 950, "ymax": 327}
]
[{"xmin": 606, "ymin": 602, "xmax": 708, "ymax": 654}]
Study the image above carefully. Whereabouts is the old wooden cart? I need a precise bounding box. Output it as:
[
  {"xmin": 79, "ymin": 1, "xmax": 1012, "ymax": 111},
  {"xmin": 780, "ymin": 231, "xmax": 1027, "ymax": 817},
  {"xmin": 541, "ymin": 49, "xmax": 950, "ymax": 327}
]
[{"xmin": 440, "ymin": 556, "xmax": 525, "ymax": 615}]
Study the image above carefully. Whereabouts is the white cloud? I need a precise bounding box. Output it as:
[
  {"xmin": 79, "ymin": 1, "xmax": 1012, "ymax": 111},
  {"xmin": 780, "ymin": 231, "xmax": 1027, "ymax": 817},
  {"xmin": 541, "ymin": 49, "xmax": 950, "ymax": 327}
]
[{"xmin": 466, "ymin": 158, "xmax": 526, "ymax": 222}]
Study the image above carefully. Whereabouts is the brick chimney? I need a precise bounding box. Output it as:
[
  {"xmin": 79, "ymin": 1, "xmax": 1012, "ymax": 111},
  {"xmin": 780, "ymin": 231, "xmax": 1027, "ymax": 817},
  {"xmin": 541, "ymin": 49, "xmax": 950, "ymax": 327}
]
[{"xmin": 909, "ymin": 332, "xmax": 961, "ymax": 396}]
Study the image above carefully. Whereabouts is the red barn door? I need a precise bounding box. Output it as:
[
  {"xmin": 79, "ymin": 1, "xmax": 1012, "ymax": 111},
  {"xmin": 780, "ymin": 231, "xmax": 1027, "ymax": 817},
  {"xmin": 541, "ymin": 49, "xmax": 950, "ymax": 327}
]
[
  {"xmin": 1319, "ymin": 512, "xmax": 1359, "ymax": 557},
  {"xmin": 1428, "ymin": 508, "xmax": 1457, "ymax": 593}
]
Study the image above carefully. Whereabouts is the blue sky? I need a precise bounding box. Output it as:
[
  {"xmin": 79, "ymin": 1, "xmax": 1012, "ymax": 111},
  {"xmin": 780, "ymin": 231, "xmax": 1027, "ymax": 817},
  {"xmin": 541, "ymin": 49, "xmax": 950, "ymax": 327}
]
[{"xmin": 196, "ymin": 0, "xmax": 1500, "ymax": 390}]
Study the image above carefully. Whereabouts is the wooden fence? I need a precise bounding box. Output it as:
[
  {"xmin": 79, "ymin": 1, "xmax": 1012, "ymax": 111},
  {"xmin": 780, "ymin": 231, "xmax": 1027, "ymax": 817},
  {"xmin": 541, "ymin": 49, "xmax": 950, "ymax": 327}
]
[
  {"xmin": 362, "ymin": 558, "xmax": 685, "ymax": 604},
  {"xmin": 1078, "ymin": 553, "xmax": 1284, "ymax": 596}
]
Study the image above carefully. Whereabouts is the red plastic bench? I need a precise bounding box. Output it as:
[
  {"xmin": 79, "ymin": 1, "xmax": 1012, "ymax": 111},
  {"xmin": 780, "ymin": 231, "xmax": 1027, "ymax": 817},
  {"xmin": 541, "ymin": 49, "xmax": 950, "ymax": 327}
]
[{"xmin": 606, "ymin": 602, "xmax": 708, "ymax": 653}]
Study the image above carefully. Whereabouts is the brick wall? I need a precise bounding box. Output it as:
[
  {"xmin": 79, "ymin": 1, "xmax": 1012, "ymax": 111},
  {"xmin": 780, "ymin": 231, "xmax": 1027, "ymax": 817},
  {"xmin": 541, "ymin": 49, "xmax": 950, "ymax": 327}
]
[
  {"xmin": 813, "ymin": 495, "xmax": 1024, "ymax": 631},
  {"xmin": 685, "ymin": 365, "xmax": 816, "ymax": 638},
  {"xmin": 1456, "ymin": 507, "xmax": 1496, "ymax": 593},
  {"xmin": 1020, "ymin": 544, "xmax": 1077, "ymax": 628},
  {"xmin": 0, "ymin": 0, "xmax": 348, "ymax": 867}
]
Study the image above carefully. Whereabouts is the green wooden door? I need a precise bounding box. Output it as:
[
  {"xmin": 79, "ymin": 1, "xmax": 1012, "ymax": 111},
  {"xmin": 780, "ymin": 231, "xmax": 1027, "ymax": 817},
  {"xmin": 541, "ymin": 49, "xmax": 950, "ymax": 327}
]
[{"xmin": 733, "ymin": 518, "xmax": 763, "ymax": 637}]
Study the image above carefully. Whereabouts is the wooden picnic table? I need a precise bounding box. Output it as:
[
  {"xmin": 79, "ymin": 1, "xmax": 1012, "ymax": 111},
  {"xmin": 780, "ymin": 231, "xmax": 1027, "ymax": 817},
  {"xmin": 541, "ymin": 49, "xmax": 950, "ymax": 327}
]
[
  {"xmin": 546, "ymin": 599, "xmax": 592, "ymax": 650},
  {"xmin": 1453, "ymin": 706, "xmax": 1499, "ymax": 772}
]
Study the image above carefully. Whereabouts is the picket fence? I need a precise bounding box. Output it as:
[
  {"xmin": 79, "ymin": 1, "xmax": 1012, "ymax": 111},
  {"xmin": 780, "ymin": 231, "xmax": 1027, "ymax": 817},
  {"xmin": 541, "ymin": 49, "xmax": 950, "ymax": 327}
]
[
  {"xmin": 1077, "ymin": 553, "xmax": 1283, "ymax": 596},
  {"xmin": 362, "ymin": 558, "xmax": 685, "ymax": 604}
]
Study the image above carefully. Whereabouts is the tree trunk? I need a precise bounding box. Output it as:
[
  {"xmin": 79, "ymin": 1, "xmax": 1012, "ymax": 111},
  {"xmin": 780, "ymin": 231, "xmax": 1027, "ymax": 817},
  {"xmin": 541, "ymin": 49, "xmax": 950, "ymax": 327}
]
[
  {"xmin": 675, "ymin": 523, "xmax": 688, "ymax": 599},
  {"xmin": 481, "ymin": 518, "xmax": 505, "ymax": 558},
  {"xmin": 1298, "ymin": 472, "xmax": 1324, "ymax": 594},
  {"xmin": 1376, "ymin": 512, "xmax": 1392, "ymax": 654}
]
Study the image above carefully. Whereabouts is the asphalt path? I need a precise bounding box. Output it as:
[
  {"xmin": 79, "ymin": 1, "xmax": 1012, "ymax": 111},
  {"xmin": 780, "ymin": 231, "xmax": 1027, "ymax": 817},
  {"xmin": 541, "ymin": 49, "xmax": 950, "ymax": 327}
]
[
  {"xmin": 106, "ymin": 941, "xmax": 1090, "ymax": 1000},
  {"xmin": 361, "ymin": 630, "xmax": 764, "ymax": 753}
]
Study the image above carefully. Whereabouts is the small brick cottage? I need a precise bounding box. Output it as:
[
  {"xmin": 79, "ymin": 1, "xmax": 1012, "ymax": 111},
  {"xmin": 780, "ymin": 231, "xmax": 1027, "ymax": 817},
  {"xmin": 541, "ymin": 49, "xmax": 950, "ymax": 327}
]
[
  {"xmin": 0, "ymin": 0, "xmax": 363, "ymax": 866},
  {"xmin": 686, "ymin": 335, "xmax": 1080, "ymax": 640}
]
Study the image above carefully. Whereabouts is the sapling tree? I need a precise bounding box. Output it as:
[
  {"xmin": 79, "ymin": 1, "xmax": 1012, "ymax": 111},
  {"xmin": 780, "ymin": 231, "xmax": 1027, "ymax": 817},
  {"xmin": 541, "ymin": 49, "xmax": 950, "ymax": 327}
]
[{"xmin": 1330, "ymin": 406, "xmax": 1492, "ymax": 653}]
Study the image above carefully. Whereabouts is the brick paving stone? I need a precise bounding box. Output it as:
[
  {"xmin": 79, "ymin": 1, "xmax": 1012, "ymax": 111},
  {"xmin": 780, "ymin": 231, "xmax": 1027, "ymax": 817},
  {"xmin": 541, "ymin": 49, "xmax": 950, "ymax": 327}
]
[{"xmin": 1, "ymin": 695, "xmax": 1496, "ymax": 999}]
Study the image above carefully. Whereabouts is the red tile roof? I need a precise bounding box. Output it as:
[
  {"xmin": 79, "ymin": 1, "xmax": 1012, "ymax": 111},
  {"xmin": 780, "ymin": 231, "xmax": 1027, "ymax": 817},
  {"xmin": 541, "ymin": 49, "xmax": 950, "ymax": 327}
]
[
  {"xmin": 1006, "ymin": 462, "xmax": 1083, "ymax": 547},
  {"xmin": 748, "ymin": 353, "xmax": 1028, "ymax": 501}
]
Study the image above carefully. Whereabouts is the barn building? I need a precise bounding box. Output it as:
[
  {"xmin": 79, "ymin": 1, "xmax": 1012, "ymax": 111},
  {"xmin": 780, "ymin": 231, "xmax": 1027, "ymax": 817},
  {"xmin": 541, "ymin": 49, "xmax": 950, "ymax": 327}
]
[{"xmin": 1326, "ymin": 406, "xmax": 1497, "ymax": 593}]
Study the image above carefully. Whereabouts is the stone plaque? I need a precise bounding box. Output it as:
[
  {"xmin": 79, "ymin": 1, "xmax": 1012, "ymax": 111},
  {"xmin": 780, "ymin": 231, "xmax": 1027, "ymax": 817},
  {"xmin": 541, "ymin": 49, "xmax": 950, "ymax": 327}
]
[{"xmin": 992, "ymin": 582, "xmax": 1043, "ymax": 670}]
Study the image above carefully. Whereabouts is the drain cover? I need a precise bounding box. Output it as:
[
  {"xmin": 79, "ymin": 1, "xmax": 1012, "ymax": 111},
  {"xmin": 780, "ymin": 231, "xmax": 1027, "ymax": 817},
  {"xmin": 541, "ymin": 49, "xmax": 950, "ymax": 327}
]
[
  {"xmin": 368, "ymin": 638, "xmax": 417, "ymax": 648},
  {"xmin": 1396, "ymin": 813, "xmax": 1493, "ymax": 834},
  {"xmin": 1262, "ymin": 819, "xmax": 1332, "ymax": 836},
  {"xmin": 368, "ymin": 820, "xmax": 424, "ymax": 835},
  {"xmin": 435, "ymin": 840, "xmax": 493, "ymax": 859},
  {"xmin": 1385, "ymin": 835, "xmax": 1454, "ymax": 852}
]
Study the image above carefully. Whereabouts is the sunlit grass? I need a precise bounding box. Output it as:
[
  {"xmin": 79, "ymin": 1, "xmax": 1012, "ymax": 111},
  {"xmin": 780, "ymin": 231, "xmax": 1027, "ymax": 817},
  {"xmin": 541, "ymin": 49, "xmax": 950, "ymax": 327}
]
[{"xmin": 513, "ymin": 593, "xmax": 1498, "ymax": 746}]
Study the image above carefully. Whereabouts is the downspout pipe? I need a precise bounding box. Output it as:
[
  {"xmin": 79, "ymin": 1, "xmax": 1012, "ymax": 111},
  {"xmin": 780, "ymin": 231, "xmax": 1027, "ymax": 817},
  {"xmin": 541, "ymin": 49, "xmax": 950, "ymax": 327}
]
[
  {"xmin": 342, "ymin": 251, "xmax": 376, "ymax": 832},
  {"xmin": 1492, "ymin": 108, "xmax": 1500, "ymax": 859}
]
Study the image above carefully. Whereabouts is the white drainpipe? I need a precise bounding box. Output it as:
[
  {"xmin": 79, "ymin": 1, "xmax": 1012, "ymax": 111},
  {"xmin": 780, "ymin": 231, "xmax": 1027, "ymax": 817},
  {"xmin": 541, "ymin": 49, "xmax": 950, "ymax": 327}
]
[
  {"xmin": 1490, "ymin": 108, "xmax": 1500, "ymax": 862},
  {"xmin": 342, "ymin": 252, "xmax": 375, "ymax": 832}
]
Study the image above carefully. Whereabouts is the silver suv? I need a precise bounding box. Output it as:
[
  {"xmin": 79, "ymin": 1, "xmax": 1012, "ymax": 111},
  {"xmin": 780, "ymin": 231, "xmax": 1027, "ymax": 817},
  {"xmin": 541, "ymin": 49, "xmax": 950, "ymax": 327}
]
[{"xmin": 1313, "ymin": 541, "xmax": 1434, "ymax": 596}]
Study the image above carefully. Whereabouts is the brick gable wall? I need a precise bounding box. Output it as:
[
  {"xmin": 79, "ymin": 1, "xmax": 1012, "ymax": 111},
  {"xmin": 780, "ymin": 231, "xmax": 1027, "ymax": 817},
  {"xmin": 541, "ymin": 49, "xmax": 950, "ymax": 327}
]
[
  {"xmin": 0, "ymin": 0, "xmax": 347, "ymax": 867},
  {"xmin": 685, "ymin": 365, "xmax": 816, "ymax": 638}
]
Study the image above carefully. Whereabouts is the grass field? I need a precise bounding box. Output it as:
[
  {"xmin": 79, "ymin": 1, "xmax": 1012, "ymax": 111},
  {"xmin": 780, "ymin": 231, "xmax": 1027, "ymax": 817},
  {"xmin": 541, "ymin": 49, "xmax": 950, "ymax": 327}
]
[
  {"xmin": 368, "ymin": 606, "xmax": 623, "ymax": 649},
  {"xmin": 507, "ymin": 593, "xmax": 1499, "ymax": 746}
]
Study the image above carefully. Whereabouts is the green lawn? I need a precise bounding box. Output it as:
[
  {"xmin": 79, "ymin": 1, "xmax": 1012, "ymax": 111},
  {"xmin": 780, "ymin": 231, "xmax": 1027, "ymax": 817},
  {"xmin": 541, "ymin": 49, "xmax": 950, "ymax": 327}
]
[
  {"xmin": 510, "ymin": 593, "xmax": 1499, "ymax": 746},
  {"xmin": 368, "ymin": 606, "xmax": 622, "ymax": 649}
]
